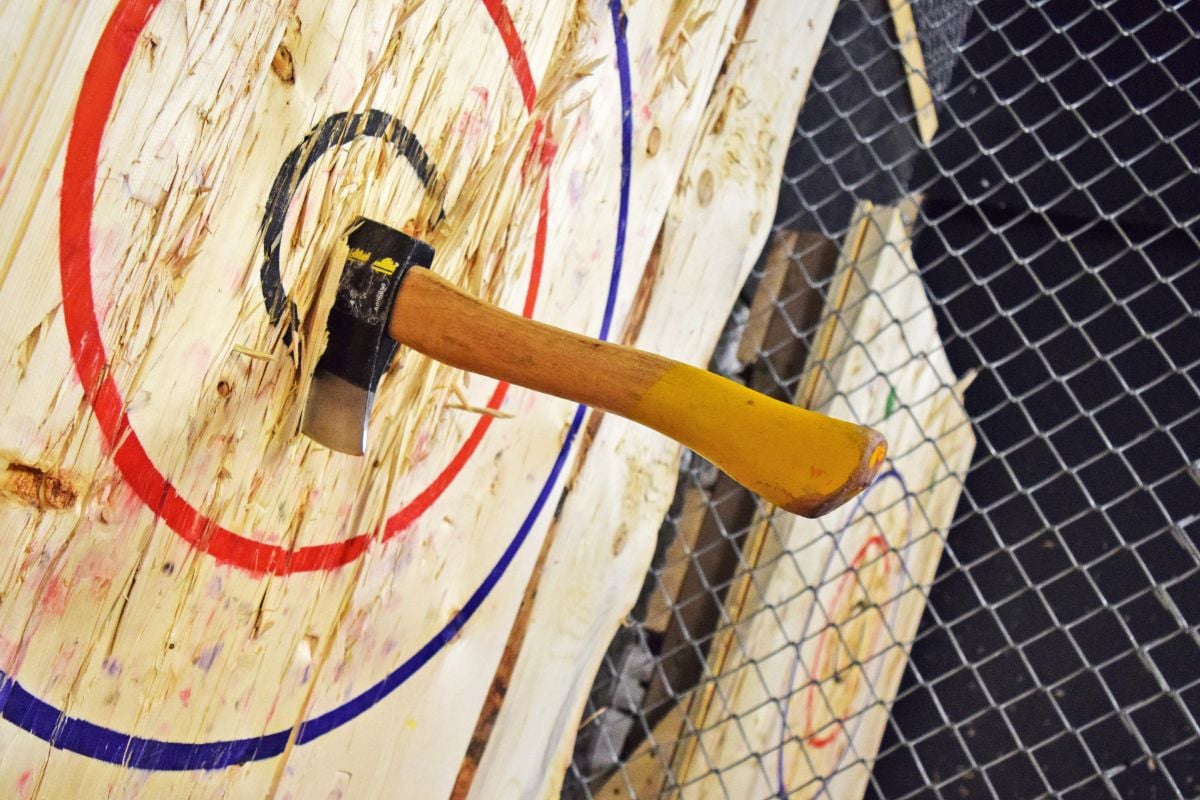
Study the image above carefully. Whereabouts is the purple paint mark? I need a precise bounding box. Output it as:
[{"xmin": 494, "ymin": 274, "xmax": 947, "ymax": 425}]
[{"xmin": 195, "ymin": 644, "xmax": 222, "ymax": 672}]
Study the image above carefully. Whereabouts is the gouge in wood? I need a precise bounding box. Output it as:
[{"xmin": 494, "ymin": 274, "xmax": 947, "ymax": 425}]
[{"xmin": 302, "ymin": 218, "xmax": 887, "ymax": 518}]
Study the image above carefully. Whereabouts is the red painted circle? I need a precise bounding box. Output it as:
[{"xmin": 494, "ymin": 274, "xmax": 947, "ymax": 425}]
[
  {"xmin": 60, "ymin": 0, "xmax": 548, "ymax": 575},
  {"xmin": 802, "ymin": 535, "xmax": 894, "ymax": 749}
]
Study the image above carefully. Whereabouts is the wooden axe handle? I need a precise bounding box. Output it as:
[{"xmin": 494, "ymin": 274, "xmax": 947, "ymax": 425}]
[{"xmin": 391, "ymin": 268, "xmax": 887, "ymax": 517}]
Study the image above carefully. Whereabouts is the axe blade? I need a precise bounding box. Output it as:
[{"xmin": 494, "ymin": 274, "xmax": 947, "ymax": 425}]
[
  {"xmin": 301, "ymin": 218, "xmax": 434, "ymax": 454},
  {"xmin": 302, "ymin": 372, "xmax": 373, "ymax": 455}
]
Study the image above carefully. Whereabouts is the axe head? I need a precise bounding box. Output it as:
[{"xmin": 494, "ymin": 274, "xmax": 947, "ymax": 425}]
[{"xmin": 302, "ymin": 218, "xmax": 434, "ymax": 454}]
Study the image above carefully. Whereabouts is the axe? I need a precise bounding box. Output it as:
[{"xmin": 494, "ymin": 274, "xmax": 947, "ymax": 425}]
[{"xmin": 301, "ymin": 219, "xmax": 886, "ymax": 518}]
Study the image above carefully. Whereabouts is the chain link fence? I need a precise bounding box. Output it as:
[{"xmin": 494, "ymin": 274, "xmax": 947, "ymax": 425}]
[{"xmin": 567, "ymin": 0, "xmax": 1200, "ymax": 797}]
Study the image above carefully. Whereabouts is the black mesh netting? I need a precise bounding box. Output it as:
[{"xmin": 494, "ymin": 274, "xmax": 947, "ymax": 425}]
[{"xmin": 569, "ymin": 2, "xmax": 1200, "ymax": 797}]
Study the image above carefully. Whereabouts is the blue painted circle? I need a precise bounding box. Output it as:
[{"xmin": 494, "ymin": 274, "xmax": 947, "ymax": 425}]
[{"xmin": 0, "ymin": 0, "xmax": 633, "ymax": 770}]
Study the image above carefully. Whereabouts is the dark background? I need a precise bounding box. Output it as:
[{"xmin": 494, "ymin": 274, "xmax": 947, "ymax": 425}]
[{"xmin": 774, "ymin": 0, "xmax": 1200, "ymax": 796}]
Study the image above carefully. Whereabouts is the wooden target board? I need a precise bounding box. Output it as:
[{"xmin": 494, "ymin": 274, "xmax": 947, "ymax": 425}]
[
  {"xmin": 0, "ymin": 0, "xmax": 632, "ymax": 794},
  {"xmin": 0, "ymin": 0, "xmax": 838, "ymax": 795}
]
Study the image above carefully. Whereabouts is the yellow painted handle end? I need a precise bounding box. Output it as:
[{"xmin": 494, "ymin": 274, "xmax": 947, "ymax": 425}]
[
  {"xmin": 391, "ymin": 269, "xmax": 886, "ymax": 516},
  {"xmin": 631, "ymin": 364, "xmax": 887, "ymax": 517}
]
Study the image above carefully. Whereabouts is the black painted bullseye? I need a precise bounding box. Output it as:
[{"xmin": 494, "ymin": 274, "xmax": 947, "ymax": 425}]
[{"xmin": 259, "ymin": 109, "xmax": 444, "ymax": 342}]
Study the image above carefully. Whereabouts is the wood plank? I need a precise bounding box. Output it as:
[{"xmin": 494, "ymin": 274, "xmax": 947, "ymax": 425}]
[
  {"xmin": 887, "ymin": 0, "xmax": 939, "ymax": 145},
  {"xmin": 641, "ymin": 483, "xmax": 712, "ymax": 637},
  {"xmin": 464, "ymin": 1, "xmax": 841, "ymax": 797},
  {"xmin": 744, "ymin": 231, "xmax": 842, "ymax": 401},
  {"xmin": 736, "ymin": 230, "xmax": 798, "ymax": 366},
  {"xmin": 0, "ymin": 0, "xmax": 777, "ymax": 796},
  {"xmin": 675, "ymin": 202, "xmax": 976, "ymax": 798}
]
